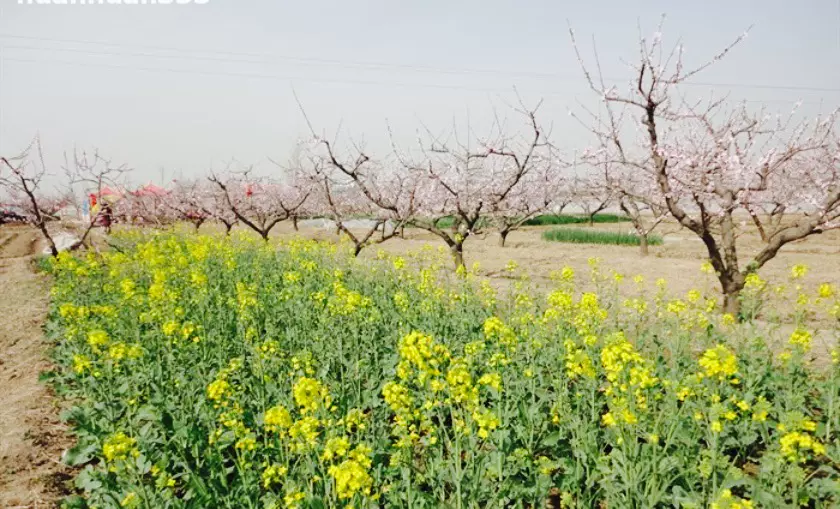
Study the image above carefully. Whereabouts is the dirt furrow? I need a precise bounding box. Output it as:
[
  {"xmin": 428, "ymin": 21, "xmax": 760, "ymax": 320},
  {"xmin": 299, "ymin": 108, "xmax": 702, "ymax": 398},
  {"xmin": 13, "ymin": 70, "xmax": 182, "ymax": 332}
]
[{"xmin": 0, "ymin": 227, "xmax": 71, "ymax": 508}]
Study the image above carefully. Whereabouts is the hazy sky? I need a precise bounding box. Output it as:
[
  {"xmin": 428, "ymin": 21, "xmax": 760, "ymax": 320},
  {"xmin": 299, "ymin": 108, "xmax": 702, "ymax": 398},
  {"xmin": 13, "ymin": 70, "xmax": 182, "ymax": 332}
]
[{"xmin": 1, "ymin": 0, "xmax": 839, "ymax": 185}]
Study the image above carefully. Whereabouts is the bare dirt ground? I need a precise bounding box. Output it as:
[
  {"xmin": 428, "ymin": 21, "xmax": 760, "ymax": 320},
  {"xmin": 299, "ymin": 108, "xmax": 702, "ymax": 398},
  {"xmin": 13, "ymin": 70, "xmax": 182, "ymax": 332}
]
[
  {"xmin": 306, "ymin": 220, "xmax": 839, "ymax": 360},
  {"xmin": 0, "ymin": 225, "xmax": 71, "ymax": 509},
  {"xmin": 294, "ymin": 220, "xmax": 840, "ymax": 299}
]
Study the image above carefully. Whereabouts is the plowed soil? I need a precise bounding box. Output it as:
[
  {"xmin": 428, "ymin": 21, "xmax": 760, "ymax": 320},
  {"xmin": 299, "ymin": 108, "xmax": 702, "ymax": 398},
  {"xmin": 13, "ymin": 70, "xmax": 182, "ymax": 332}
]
[{"xmin": 0, "ymin": 225, "xmax": 71, "ymax": 509}]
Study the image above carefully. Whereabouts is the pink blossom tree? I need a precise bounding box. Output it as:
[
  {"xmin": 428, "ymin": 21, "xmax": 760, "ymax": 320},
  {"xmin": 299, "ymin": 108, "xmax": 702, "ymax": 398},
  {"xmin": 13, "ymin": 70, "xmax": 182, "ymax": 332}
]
[
  {"xmin": 394, "ymin": 105, "xmax": 551, "ymax": 268},
  {"xmin": 583, "ymin": 154, "xmax": 667, "ymax": 256},
  {"xmin": 209, "ymin": 168, "xmax": 310, "ymax": 241},
  {"xmin": 614, "ymin": 183, "xmax": 668, "ymax": 257},
  {"xmin": 206, "ymin": 185, "xmax": 240, "ymax": 234},
  {"xmin": 63, "ymin": 148, "xmax": 131, "ymax": 243},
  {"xmin": 303, "ymin": 144, "xmax": 419, "ymax": 256},
  {"xmin": 173, "ymin": 179, "xmax": 239, "ymax": 234},
  {"xmin": 294, "ymin": 94, "xmax": 552, "ymax": 268},
  {"xmin": 0, "ymin": 138, "xmax": 66, "ymax": 255},
  {"xmin": 571, "ymin": 172, "xmax": 615, "ymax": 227},
  {"xmin": 1, "ymin": 138, "xmax": 128, "ymax": 255},
  {"xmin": 118, "ymin": 183, "xmax": 173, "ymax": 227},
  {"xmin": 572, "ymin": 21, "xmax": 840, "ymax": 314},
  {"xmin": 167, "ymin": 179, "xmax": 213, "ymax": 231},
  {"xmin": 491, "ymin": 158, "xmax": 567, "ymax": 247}
]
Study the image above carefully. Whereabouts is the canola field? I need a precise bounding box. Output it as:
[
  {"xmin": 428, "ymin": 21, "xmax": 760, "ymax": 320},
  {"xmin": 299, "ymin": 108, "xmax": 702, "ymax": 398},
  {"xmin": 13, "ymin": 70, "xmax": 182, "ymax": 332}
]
[{"xmin": 46, "ymin": 232, "xmax": 840, "ymax": 508}]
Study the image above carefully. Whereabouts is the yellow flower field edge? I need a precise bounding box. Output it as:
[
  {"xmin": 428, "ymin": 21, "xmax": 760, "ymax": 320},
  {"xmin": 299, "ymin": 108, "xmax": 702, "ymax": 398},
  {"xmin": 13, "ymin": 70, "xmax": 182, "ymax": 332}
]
[{"xmin": 44, "ymin": 232, "xmax": 840, "ymax": 508}]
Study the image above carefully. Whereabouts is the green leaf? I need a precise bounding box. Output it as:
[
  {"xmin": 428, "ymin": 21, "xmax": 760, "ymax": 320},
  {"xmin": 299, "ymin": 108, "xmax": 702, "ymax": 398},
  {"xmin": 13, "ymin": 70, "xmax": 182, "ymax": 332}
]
[
  {"xmin": 307, "ymin": 497, "xmax": 326, "ymax": 509},
  {"xmin": 75, "ymin": 466, "xmax": 102, "ymax": 492},
  {"xmin": 62, "ymin": 443, "xmax": 98, "ymax": 466},
  {"xmin": 541, "ymin": 431, "xmax": 563, "ymax": 447}
]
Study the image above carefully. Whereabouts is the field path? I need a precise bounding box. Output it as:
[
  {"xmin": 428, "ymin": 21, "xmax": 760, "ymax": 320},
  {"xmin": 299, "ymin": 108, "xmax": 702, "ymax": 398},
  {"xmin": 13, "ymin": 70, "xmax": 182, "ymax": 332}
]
[{"xmin": 0, "ymin": 226, "xmax": 71, "ymax": 508}]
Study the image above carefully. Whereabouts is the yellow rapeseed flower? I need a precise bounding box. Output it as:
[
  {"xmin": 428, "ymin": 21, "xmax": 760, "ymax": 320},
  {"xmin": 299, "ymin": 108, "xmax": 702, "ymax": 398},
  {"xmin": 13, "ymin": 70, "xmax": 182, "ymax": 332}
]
[
  {"xmin": 72, "ymin": 354, "xmax": 92, "ymax": 374},
  {"xmin": 264, "ymin": 405, "xmax": 293, "ymax": 432},
  {"xmin": 288, "ymin": 416, "xmax": 321, "ymax": 452},
  {"xmin": 780, "ymin": 431, "xmax": 826, "ymax": 463},
  {"xmin": 788, "ymin": 328, "xmax": 812, "ymax": 352},
  {"xmin": 103, "ymin": 432, "xmax": 138, "ymax": 463},
  {"xmin": 343, "ymin": 409, "xmax": 367, "ymax": 433},
  {"xmin": 817, "ymin": 283, "xmax": 835, "ymax": 299},
  {"xmin": 322, "ymin": 436, "xmax": 351, "ymax": 461},
  {"xmin": 87, "ymin": 329, "xmax": 109, "ymax": 351},
  {"xmin": 478, "ymin": 373, "xmax": 502, "ymax": 391},
  {"xmin": 120, "ymin": 492, "xmax": 139, "ymax": 508},
  {"xmin": 328, "ymin": 444, "xmax": 373, "ymax": 500},
  {"xmin": 710, "ymin": 489, "xmax": 753, "ymax": 509},
  {"xmin": 292, "ymin": 377, "xmax": 332, "ymax": 414},
  {"xmin": 283, "ymin": 490, "xmax": 306, "ymax": 509},
  {"xmin": 790, "ymin": 264, "xmax": 809, "ymax": 279},
  {"xmin": 207, "ymin": 379, "xmax": 231, "ymax": 404},
  {"xmin": 472, "ymin": 407, "xmax": 500, "ymax": 439},
  {"xmin": 698, "ymin": 345, "xmax": 738, "ymax": 380},
  {"xmin": 262, "ymin": 463, "xmax": 288, "ymax": 488}
]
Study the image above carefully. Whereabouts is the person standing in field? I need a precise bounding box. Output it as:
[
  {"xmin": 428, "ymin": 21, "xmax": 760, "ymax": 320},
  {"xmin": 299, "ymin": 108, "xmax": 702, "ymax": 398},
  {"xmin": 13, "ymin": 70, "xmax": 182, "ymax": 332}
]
[{"xmin": 101, "ymin": 203, "xmax": 113, "ymax": 234}]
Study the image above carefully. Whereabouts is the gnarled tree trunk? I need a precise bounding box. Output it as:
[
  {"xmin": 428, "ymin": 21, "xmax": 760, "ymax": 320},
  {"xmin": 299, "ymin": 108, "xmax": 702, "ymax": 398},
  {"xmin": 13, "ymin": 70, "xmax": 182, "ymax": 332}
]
[
  {"xmin": 498, "ymin": 229, "xmax": 510, "ymax": 247},
  {"xmin": 638, "ymin": 234, "xmax": 649, "ymax": 256},
  {"xmin": 451, "ymin": 242, "xmax": 465, "ymax": 270},
  {"xmin": 720, "ymin": 276, "xmax": 746, "ymax": 316}
]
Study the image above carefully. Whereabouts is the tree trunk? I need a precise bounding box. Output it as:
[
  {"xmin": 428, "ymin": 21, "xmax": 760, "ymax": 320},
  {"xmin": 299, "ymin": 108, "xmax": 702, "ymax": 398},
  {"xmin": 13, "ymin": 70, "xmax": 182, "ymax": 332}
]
[
  {"xmin": 260, "ymin": 230, "xmax": 270, "ymax": 241},
  {"xmin": 224, "ymin": 223, "xmax": 233, "ymax": 235},
  {"xmin": 194, "ymin": 219, "xmax": 204, "ymax": 232},
  {"xmin": 620, "ymin": 200, "xmax": 649, "ymax": 257},
  {"xmin": 292, "ymin": 215, "xmax": 299, "ymax": 231},
  {"xmin": 638, "ymin": 234, "xmax": 649, "ymax": 256},
  {"xmin": 399, "ymin": 224, "xmax": 405, "ymax": 238},
  {"xmin": 498, "ymin": 230, "xmax": 509, "ymax": 247},
  {"xmin": 37, "ymin": 221, "xmax": 58, "ymax": 257},
  {"xmin": 748, "ymin": 209, "xmax": 768, "ymax": 242},
  {"xmin": 353, "ymin": 244, "xmax": 363, "ymax": 257},
  {"xmin": 719, "ymin": 275, "xmax": 745, "ymax": 317},
  {"xmin": 722, "ymin": 288, "xmax": 742, "ymax": 316},
  {"xmin": 588, "ymin": 214, "xmax": 595, "ymax": 227},
  {"xmin": 451, "ymin": 242, "xmax": 465, "ymax": 270}
]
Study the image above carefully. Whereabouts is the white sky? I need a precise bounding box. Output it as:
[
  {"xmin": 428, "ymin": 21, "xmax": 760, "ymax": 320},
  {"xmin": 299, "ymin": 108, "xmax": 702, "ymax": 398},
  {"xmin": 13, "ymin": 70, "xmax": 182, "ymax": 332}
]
[{"xmin": 1, "ymin": 0, "xmax": 839, "ymax": 186}]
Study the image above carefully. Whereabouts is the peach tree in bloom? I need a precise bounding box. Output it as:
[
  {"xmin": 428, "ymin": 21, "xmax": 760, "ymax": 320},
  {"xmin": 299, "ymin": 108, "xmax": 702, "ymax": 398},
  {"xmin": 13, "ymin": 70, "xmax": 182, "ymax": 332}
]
[
  {"xmin": 303, "ymin": 142, "xmax": 421, "ymax": 256},
  {"xmin": 209, "ymin": 167, "xmax": 310, "ymax": 241},
  {"xmin": 1, "ymin": 137, "xmax": 128, "ymax": 255},
  {"xmin": 573, "ymin": 20, "xmax": 840, "ymax": 314},
  {"xmin": 394, "ymin": 104, "xmax": 553, "ymax": 268}
]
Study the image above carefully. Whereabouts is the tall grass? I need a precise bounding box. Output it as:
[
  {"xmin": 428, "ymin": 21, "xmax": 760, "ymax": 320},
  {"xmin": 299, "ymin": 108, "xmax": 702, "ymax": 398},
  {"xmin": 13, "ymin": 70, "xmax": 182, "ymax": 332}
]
[
  {"xmin": 429, "ymin": 216, "xmax": 492, "ymax": 229},
  {"xmin": 542, "ymin": 227, "xmax": 662, "ymax": 246},
  {"xmin": 524, "ymin": 213, "xmax": 630, "ymax": 226}
]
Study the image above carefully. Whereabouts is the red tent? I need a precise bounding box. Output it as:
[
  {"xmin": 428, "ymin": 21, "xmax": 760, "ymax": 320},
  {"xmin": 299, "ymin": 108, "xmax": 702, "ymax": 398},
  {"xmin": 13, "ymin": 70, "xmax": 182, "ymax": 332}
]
[
  {"xmin": 91, "ymin": 186, "xmax": 124, "ymax": 207},
  {"xmin": 98, "ymin": 186, "xmax": 124, "ymax": 200},
  {"xmin": 132, "ymin": 183, "xmax": 169, "ymax": 197}
]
